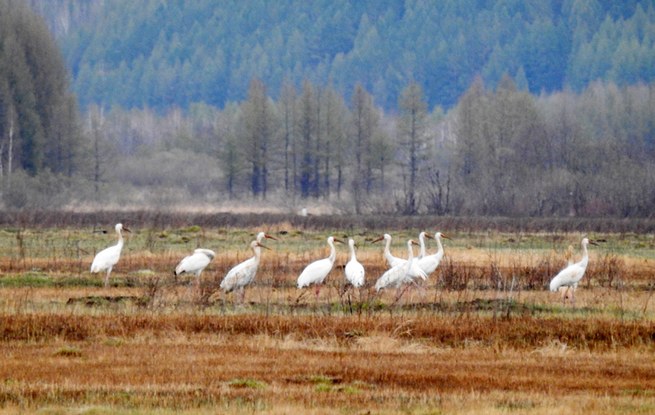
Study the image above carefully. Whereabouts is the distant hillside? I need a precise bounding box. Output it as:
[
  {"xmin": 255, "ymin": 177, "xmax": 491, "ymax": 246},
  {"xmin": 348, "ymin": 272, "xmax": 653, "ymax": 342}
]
[{"xmin": 29, "ymin": 0, "xmax": 655, "ymax": 111}]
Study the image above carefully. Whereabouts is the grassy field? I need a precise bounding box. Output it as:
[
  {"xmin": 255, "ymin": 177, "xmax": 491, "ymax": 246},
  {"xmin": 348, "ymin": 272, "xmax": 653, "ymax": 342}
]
[{"xmin": 0, "ymin": 222, "xmax": 654, "ymax": 414}]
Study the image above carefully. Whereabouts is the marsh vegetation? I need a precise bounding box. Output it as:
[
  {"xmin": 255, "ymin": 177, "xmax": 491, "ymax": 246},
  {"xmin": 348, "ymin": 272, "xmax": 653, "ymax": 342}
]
[{"xmin": 0, "ymin": 216, "xmax": 654, "ymax": 413}]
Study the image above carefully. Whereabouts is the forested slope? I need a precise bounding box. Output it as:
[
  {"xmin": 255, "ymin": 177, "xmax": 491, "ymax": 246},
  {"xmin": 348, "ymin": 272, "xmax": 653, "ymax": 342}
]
[{"xmin": 28, "ymin": 0, "xmax": 655, "ymax": 111}]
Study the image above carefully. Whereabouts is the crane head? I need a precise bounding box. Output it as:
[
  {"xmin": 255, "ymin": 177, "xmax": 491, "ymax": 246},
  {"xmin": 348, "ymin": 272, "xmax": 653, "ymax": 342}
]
[
  {"xmin": 583, "ymin": 237, "xmax": 599, "ymax": 246},
  {"xmin": 372, "ymin": 234, "xmax": 391, "ymax": 244},
  {"xmin": 116, "ymin": 223, "xmax": 131, "ymax": 233},
  {"xmin": 256, "ymin": 232, "xmax": 278, "ymax": 243}
]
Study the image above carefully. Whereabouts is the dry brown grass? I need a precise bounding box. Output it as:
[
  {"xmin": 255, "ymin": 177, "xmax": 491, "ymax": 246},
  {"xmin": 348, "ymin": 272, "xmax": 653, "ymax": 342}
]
[
  {"xmin": 1, "ymin": 225, "xmax": 655, "ymax": 413},
  {"xmin": 1, "ymin": 311, "xmax": 654, "ymax": 348},
  {"xmin": 0, "ymin": 326, "xmax": 653, "ymax": 413}
]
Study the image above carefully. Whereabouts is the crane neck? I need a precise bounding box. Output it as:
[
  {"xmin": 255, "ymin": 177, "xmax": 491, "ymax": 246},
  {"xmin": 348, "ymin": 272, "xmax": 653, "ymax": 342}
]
[
  {"xmin": 406, "ymin": 240, "xmax": 415, "ymax": 261},
  {"xmin": 419, "ymin": 234, "xmax": 427, "ymax": 258},
  {"xmin": 328, "ymin": 239, "xmax": 337, "ymax": 263},
  {"xmin": 252, "ymin": 245, "xmax": 261, "ymax": 262},
  {"xmin": 579, "ymin": 240, "xmax": 589, "ymax": 267},
  {"xmin": 116, "ymin": 229, "xmax": 124, "ymax": 247},
  {"xmin": 435, "ymin": 235, "xmax": 444, "ymax": 256},
  {"xmin": 349, "ymin": 243, "xmax": 357, "ymax": 261}
]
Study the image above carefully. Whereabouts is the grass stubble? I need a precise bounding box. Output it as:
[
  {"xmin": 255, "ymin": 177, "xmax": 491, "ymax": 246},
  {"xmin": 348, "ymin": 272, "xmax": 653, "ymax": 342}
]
[{"xmin": 0, "ymin": 226, "xmax": 654, "ymax": 414}]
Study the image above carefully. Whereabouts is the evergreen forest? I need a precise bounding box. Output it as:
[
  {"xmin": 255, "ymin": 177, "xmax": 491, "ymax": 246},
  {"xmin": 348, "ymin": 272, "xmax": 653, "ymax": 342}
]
[
  {"xmin": 30, "ymin": 0, "xmax": 655, "ymax": 111},
  {"xmin": 0, "ymin": 0, "xmax": 654, "ymax": 217}
]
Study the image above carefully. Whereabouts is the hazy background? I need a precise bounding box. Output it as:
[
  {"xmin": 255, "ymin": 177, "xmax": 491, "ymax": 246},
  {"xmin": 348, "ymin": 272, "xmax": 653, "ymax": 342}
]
[{"xmin": 1, "ymin": 0, "xmax": 654, "ymax": 216}]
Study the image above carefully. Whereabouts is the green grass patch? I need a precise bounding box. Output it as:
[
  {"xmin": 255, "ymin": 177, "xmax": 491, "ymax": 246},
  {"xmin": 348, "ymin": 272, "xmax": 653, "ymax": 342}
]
[
  {"xmin": 0, "ymin": 272, "xmax": 52, "ymax": 287},
  {"xmin": 227, "ymin": 378, "xmax": 267, "ymax": 389},
  {"xmin": 53, "ymin": 346, "xmax": 83, "ymax": 358},
  {"xmin": 314, "ymin": 383, "xmax": 333, "ymax": 392},
  {"xmin": 0, "ymin": 273, "xmax": 103, "ymax": 288}
]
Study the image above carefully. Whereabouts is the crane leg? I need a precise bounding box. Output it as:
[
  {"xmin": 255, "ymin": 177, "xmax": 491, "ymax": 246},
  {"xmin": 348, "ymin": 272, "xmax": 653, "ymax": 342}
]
[
  {"xmin": 295, "ymin": 289, "xmax": 307, "ymax": 304},
  {"xmin": 104, "ymin": 269, "xmax": 112, "ymax": 288},
  {"xmin": 394, "ymin": 285, "xmax": 409, "ymax": 305}
]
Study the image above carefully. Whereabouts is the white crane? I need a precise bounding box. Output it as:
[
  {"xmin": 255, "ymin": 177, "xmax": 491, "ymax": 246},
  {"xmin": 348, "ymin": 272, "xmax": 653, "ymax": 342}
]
[
  {"xmin": 220, "ymin": 240, "xmax": 269, "ymax": 302},
  {"xmin": 374, "ymin": 239, "xmax": 427, "ymax": 301},
  {"xmin": 174, "ymin": 248, "xmax": 216, "ymax": 285},
  {"xmin": 549, "ymin": 237, "xmax": 598, "ymax": 305},
  {"xmin": 344, "ymin": 238, "xmax": 365, "ymax": 288},
  {"xmin": 297, "ymin": 236, "xmax": 343, "ymax": 298},
  {"xmin": 417, "ymin": 232, "xmax": 451, "ymax": 277},
  {"xmin": 417, "ymin": 231, "xmax": 433, "ymax": 260},
  {"xmin": 90, "ymin": 223, "xmax": 130, "ymax": 288},
  {"xmin": 372, "ymin": 233, "xmax": 406, "ymax": 268}
]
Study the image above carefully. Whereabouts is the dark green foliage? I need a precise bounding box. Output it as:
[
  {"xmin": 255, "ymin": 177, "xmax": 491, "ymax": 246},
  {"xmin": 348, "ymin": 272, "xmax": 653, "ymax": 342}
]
[
  {"xmin": 29, "ymin": 0, "xmax": 655, "ymax": 111},
  {"xmin": 0, "ymin": 0, "xmax": 80, "ymax": 175}
]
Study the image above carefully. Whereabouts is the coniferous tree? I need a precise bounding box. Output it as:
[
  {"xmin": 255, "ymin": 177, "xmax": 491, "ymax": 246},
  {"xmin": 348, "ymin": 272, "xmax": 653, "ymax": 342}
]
[
  {"xmin": 298, "ymin": 81, "xmax": 316, "ymax": 199},
  {"xmin": 397, "ymin": 82, "xmax": 428, "ymax": 214},
  {"xmin": 350, "ymin": 83, "xmax": 376, "ymax": 213},
  {"xmin": 241, "ymin": 79, "xmax": 272, "ymax": 198},
  {"xmin": 218, "ymin": 103, "xmax": 243, "ymax": 199},
  {"xmin": 0, "ymin": 0, "xmax": 79, "ymax": 177},
  {"xmin": 279, "ymin": 79, "xmax": 297, "ymax": 195},
  {"xmin": 322, "ymin": 85, "xmax": 348, "ymax": 198}
]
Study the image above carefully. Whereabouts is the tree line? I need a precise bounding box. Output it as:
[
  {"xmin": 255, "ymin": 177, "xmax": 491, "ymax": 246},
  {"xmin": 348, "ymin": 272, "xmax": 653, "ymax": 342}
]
[
  {"xmin": 2, "ymin": 0, "xmax": 655, "ymax": 217},
  {"xmin": 6, "ymin": 75, "xmax": 647, "ymax": 218}
]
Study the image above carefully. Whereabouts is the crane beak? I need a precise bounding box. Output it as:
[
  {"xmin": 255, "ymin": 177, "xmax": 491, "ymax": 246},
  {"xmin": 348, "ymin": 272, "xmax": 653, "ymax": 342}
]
[
  {"xmin": 257, "ymin": 242, "xmax": 271, "ymax": 250},
  {"xmin": 333, "ymin": 238, "xmax": 345, "ymax": 244},
  {"xmin": 589, "ymin": 240, "xmax": 599, "ymax": 246},
  {"xmin": 371, "ymin": 236, "xmax": 384, "ymax": 244},
  {"xmin": 441, "ymin": 233, "xmax": 451, "ymax": 240},
  {"xmin": 123, "ymin": 227, "xmax": 132, "ymax": 233},
  {"xmin": 410, "ymin": 240, "xmax": 419, "ymax": 246},
  {"xmin": 424, "ymin": 233, "xmax": 434, "ymax": 239},
  {"xmin": 264, "ymin": 233, "xmax": 278, "ymax": 241}
]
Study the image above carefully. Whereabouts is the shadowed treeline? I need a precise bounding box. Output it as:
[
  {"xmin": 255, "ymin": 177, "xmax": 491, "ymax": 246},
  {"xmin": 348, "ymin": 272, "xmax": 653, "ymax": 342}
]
[{"xmin": 1, "ymin": 210, "xmax": 655, "ymax": 233}]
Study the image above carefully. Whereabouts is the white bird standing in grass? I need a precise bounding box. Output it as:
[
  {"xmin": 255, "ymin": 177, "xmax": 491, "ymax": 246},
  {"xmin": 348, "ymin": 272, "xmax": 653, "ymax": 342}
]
[
  {"xmin": 344, "ymin": 238, "xmax": 365, "ymax": 288},
  {"xmin": 372, "ymin": 233, "xmax": 405, "ymax": 268},
  {"xmin": 174, "ymin": 248, "xmax": 216, "ymax": 285},
  {"xmin": 549, "ymin": 237, "xmax": 598, "ymax": 305},
  {"xmin": 375, "ymin": 239, "xmax": 427, "ymax": 301},
  {"xmin": 220, "ymin": 240, "xmax": 269, "ymax": 302},
  {"xmin": 418, "ymin": 232, "xmax": 451, "ymax": 277},
  {"xmin": 297, "ymin": 236, "xmax": 343, "ymax": 298},
  {"xmin": 90, "ymin": 223, "xmax": 130, "ymax": 288}
]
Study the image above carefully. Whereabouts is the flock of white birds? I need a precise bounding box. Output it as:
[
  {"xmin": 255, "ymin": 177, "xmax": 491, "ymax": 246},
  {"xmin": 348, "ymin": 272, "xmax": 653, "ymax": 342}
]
[{"xmin": 90, "ymin": 223, "xmax": 597, "ymax": 305}]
